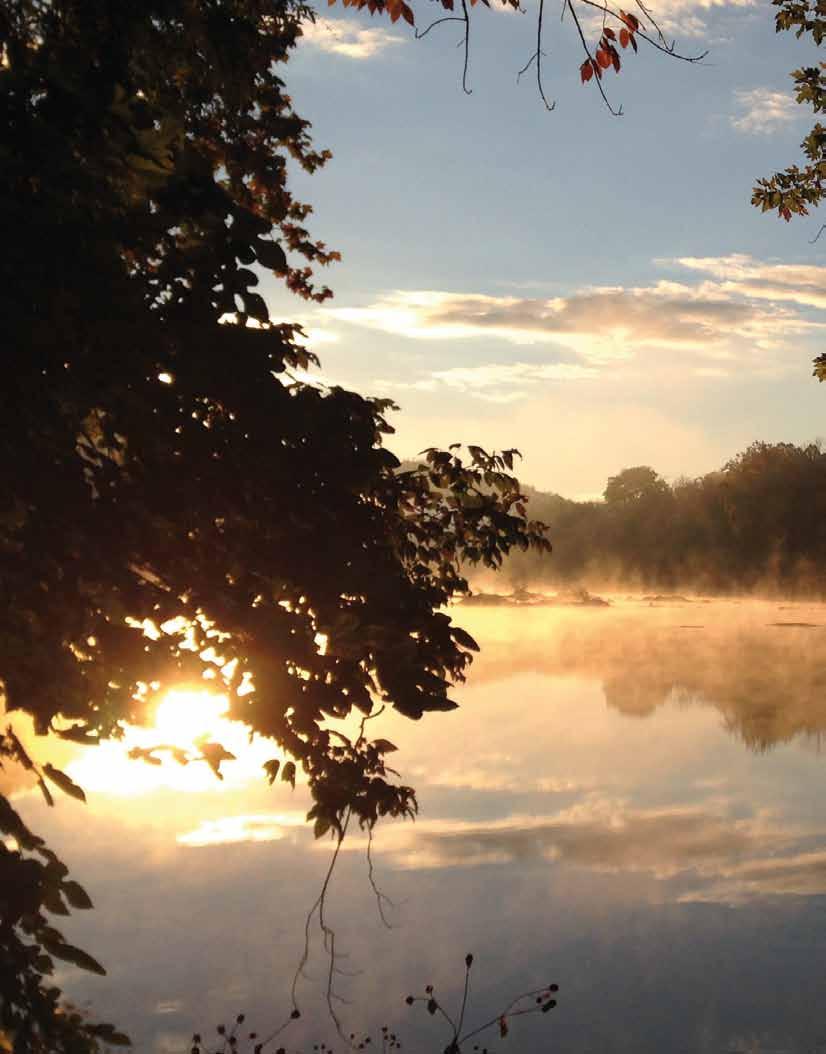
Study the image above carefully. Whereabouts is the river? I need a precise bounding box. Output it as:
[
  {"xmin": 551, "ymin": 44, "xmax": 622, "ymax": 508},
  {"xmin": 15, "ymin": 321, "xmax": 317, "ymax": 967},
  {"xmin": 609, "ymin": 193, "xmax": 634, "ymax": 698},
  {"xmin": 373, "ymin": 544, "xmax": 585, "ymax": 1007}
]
[{"xmin": 11, "ymin": 596, "xmax": 826, "ymax": 1053}]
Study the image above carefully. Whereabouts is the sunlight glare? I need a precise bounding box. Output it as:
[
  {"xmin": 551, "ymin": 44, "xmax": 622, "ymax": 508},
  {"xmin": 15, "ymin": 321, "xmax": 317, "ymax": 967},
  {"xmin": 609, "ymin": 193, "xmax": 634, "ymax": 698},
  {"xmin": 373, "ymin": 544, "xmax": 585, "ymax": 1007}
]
[
  {"xmin": 153, "ymin": 689, "xmax": 230, "ymax": 745},
  {"xmin": 64, "ymin": 687, "xmax": 283, "ymax": 798}
]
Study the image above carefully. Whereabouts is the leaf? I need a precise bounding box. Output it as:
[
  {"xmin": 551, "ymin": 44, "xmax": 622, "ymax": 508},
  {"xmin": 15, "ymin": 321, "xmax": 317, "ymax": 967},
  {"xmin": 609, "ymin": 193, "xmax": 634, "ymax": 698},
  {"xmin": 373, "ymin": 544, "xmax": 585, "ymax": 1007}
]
[
  {"xmin": 37, "ymin": 777, "xmax": 54, "ymax": 808},
  {"xmin": 281, "ymin": 760, "xmax": 296, "ymax": 788},
  {"xmin": 43, "ymin": 764, "xmax": 86, "ymax": 803},
  {"xmin": 241, "ymin": 292, "xmax": 269, "ymax": 323},
  {"xmin": 580, "ymin": 60, "xmax": 593, "ymax": 83},
  {"xmin": 263, "ymin": 758, "xmax": 280, "ymax": 784},
  {"xmin": 619, "ymin": 27, "xmax": 630, "ymax": 47},
  {"xmin": 596, "ymin": 48, "xmax": 611, "ymax": 69},
  {"xmin": 603, "ymin": 26, "xmax": 616, "ymax": 38},
  {"xmin": 313, "ymin": 816, "xmax": 331, "ymax": 839},
  {"xmin": 47, "ymin": 941, "xmax": 107, "ymax": 976},
  {"xmin": 62, "ymin": 879, "xmax": 94, "ymax": 910},
  {"xmin": 451, "ymin": 625, "xmax": 480, "ymax": 651},
  {"xmin": 199, "ymin": 742, "xmax": 236, "ymax": 779},
  {"xmin": 55, "ymin": 725, "xmax": 99, "ymax": 744},
  {"xmin": 499, "ymin": 1016, "xmax": 509, "ymax": 1038},
  {"xmin": 372, "ymin": 738, "xmax": 398, "ymax": 753},
  {"xmin": 400, "ymin": 2, "xmax": 415, "ymax": 25},
  {"xmin": 255, "ymin": 239, "xmax": 287, "ymax": 272},
  {"xmin": 102, "ymin": 1028, "xmax": 131, "ymax": 1045},
  {"xmin": 43, "ymin": 887, "xmax": 70, "ymax": 915}
]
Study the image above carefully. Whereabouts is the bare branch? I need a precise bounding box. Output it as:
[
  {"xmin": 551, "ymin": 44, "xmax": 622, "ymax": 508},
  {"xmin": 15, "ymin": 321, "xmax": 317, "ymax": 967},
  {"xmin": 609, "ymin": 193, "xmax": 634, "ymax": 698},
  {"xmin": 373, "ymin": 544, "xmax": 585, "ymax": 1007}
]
[
  {"xmin": 414, "ymin": 14, "xmax": 464, "ymax": 39},
  {"xmin": 460, "ymin": 0, "xmax": 473, "ymax": 94},
  {"xmin": 285, "ymin": 808, "xmax": 353, "ymax": 1044},
  {"xmin": 366, "ymin": 825, "xmax": 396, "ymax": 929},
  {"xmin": 535, "ymin": 0, "xmax": 556, "ymax": 110}
]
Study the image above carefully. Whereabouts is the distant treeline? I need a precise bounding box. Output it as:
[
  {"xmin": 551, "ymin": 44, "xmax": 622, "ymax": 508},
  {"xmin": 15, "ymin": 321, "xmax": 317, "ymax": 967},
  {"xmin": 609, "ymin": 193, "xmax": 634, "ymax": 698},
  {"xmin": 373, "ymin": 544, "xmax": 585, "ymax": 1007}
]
[{"xmin": 494, "ymin": 441, "xmax": 826, "ymax": 595}]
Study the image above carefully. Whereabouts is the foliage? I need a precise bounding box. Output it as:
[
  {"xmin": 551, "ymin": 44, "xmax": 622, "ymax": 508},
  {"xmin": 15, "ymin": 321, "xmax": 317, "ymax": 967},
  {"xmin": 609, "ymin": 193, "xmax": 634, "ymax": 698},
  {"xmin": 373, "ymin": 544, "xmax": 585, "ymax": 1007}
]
[
  {"xmin": 0, "ymin": 765, "xmax": 129, "ymax": 1053},
  {"xmin": 499, "ymin": 442, "xmax": 826, "ymax": 593},
  {"xmin": 752, "ymin": 0, "xmax": 826, "ymax": 233},
  {"xmin": 328, "ymin": 0, "xmax": 704, "ymax": 113},
  {"xmin": 0, "ymin": 0, "xmax": 549, "ymax": 1047},
  {"xmin": 603, "ymin": 466, "xmax": 671, "ymax": 506}
]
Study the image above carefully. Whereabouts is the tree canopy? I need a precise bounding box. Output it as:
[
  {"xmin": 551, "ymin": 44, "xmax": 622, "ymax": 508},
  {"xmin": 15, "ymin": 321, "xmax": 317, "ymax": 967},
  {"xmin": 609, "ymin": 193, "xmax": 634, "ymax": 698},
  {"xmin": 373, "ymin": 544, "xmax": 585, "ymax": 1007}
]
[
  {"xmin": 501, "ymin": 442, "xmax": 826, "ymax": 593},
  {"xmin": 2, "ymin": 0, "xmax": 823, "ymax": 1047},
  {"xmin": 0, "ymin": 2, "xmax": 549, "ymax": 1049}
]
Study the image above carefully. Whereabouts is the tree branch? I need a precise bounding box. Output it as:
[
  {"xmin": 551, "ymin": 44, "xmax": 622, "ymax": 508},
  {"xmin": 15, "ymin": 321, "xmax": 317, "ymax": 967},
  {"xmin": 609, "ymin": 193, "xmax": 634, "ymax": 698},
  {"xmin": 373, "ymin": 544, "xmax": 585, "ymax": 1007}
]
[{"xmin": 566, "ymin": 0, "xmax": 623, "ymax": 115}]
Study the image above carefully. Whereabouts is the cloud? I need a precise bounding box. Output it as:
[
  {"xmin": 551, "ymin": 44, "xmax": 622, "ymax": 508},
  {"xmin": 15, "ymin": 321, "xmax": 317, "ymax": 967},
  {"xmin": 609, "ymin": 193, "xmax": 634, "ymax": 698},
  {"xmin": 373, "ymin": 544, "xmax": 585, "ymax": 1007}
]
[
  {"xmin": 673, "ymin": 253, "xmax": 826, "ymax": 309},
  {"xmin": 326, "ymin": 286, "xmax": 775, "ymax": 352},
  {"xmin": 177, "ymin": 812, "xmax": 307, "ymax": 847},
  {"xmin": 377, "ymin": 360, "xmax": 597, "ymax": 401},
  {"xmin": 730, "ymin": 87, "xmax": 800, "ymax": 134},
  {"xmin": 299, "ymin": 17, "xmax": 405, "ymax": 58},
  {"xmin": 582, "ymin": 0, "xmax": 755, "ymax": 39},
  {"xmin": 325, "ymin": 266, "xmax": 825, "ymax": 399}
]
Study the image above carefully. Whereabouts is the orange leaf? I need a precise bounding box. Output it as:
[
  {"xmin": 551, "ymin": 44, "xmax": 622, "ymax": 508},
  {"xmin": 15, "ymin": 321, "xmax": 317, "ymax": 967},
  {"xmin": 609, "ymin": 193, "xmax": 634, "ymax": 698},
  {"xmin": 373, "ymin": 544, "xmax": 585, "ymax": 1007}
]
[
  {"xmin": 619, "ymin": 27, "xmax": 630, "ymax": 46},
  {"xmin": 603, "ymin": 26, "xmax": 616, "ymax": 38},
  {"xmin": 596, "ymin": 47, "xmax": 611, "ymax": 68},
  {"xmin": 611, "ymin": 48, "xmax": 620, "ymax": 71},
  {"xmin": 401, "ymin": 1, "xmax": 415, "ymax": 23},
  {"xmin": 580, "ymin": 58, "xmax": 593, "ymax": 82}
]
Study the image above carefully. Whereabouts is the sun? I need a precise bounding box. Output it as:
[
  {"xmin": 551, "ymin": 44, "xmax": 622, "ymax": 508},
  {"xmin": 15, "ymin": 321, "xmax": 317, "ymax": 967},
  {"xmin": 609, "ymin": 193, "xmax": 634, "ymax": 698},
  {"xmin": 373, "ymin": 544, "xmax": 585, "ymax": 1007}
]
[
  {"xmin": 151, "ymin": 689, "xmax": 230, "ymax": 747},
  {"xmin": 63, "ymin": 687, "xmax": 281, "ymax": 797}
]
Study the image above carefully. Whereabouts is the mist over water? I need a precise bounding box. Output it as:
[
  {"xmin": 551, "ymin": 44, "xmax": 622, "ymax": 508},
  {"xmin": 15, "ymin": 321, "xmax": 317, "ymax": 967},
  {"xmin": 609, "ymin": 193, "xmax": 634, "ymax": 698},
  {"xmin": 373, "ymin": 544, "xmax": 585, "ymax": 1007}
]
[{"xmin": 13, "ymin": 597, "xmax": 826, "ymax": 1053}]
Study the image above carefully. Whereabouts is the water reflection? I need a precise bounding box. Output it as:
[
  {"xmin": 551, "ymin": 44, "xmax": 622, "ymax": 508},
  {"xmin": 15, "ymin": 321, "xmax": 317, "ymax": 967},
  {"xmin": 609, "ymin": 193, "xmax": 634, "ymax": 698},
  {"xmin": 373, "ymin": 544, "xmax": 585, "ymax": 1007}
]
[{"xmin": 9, "ymin": 599, "xmax": 826, "ymax": 1053}]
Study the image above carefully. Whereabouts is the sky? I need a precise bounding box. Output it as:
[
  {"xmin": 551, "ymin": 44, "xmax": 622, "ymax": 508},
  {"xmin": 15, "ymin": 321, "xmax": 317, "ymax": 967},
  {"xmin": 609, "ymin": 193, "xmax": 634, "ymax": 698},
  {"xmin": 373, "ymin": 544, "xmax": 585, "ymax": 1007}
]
[{"xmin": 258, "ymin": 0, "xmax": 826, "ymax": 498}]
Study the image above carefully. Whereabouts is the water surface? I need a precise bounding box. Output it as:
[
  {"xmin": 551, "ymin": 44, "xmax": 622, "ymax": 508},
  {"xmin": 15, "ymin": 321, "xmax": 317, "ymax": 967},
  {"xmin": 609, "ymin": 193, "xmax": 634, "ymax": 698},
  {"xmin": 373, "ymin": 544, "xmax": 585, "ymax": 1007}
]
[{"xmin": 11, "ymin": 598, "xmax": 826, "ymax": 1053}]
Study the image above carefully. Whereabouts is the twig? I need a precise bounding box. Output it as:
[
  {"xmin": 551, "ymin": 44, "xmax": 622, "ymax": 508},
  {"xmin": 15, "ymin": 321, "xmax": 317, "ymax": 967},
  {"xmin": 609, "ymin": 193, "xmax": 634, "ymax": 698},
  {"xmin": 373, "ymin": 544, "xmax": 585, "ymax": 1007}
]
[
  {"xmin": 456, "ymin": 959, "xmax": 471, "ymax": 1038},
  {"xmin": 414, "ymin": 14, "xmax": 464, "ymax": 39},
  {"xmin": 285, "ymin": 808, "xmax": 353, "ymax": 1044},
  {"xmin": 516, "ymin": 50, "xmax": 538, "ymax": 79},
  {"xmin": 534, "ymin": 0, "xmax": 555, "ymax": 110},
  {"xmin": 566, "ymin": 0, "xmax": 623, "ymax": 116},
  {"xmin": 459, "ymin": 0, "xmax": 472, "ymax": 94},
  {"xmin": 366, "ymin": 826, "xmax": 396, "ymax": 929},
  {"xmin": 457, "ymin": 986, "xmax": 555, "ymax": 1045},
  {"xmin": 576, "ymin": 0, "xmax": 708, "ymax": 62}
]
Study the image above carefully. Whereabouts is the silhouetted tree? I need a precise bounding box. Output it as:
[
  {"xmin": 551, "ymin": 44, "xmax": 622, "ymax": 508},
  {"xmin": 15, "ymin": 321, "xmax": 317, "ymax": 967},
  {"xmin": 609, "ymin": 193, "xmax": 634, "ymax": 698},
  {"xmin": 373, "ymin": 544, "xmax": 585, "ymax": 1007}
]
[
  {"xmin": 0, "ymin": 2, "xmax": 549, "ymax": 1048},
  {"xmin": 498, "ymin": 442, "xmax": 826, "ymax": 594}
]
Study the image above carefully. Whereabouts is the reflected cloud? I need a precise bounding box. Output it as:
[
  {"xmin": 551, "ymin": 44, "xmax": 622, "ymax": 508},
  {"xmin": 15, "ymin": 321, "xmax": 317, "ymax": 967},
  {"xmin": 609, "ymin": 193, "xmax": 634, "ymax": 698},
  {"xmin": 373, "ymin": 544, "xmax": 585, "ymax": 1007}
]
[
  {"xmin": 177, "ymin": 812, "xmax": 307, "ymax": 847},
  {"xmin": 364, "ymin": 800, "xmax": 779, "ymax": 876}
]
